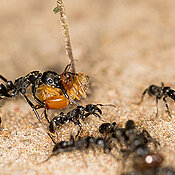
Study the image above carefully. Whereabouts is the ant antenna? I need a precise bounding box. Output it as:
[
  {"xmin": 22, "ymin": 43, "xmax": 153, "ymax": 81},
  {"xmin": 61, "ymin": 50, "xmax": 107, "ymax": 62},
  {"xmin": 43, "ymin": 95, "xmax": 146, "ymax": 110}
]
[
  {"xmin": 96, "ymin": 104, "xmax": 116, "ymax": 108},
  {"xmin": 53, "ymin": 0, "xmax": 76, "ymax": 73}
]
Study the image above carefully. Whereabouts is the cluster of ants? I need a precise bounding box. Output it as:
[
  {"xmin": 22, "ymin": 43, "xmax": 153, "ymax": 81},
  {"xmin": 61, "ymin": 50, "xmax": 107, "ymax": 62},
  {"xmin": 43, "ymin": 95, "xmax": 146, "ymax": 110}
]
[{"xmin": 0, "ymin": 63, "xmax": 175, "ymax": 175}]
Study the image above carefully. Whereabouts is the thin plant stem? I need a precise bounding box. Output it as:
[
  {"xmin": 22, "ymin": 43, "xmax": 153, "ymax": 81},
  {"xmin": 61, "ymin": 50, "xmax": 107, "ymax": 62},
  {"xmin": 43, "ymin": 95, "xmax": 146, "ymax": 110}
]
[{"xmin": 54, "ymin": 0, "xmax": 75, "ymax": 73}]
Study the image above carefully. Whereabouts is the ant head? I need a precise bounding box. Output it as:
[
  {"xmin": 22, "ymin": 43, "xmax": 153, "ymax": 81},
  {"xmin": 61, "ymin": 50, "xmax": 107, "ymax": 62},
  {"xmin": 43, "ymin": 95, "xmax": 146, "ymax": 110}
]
[
  {"xmin": 42, "ymin": 71, "xmax": 61, "ymax": 88},
  {"xmin": 125, "ymin": 120, "xmax": 135, "ymax": 130},
  {"xmin": 163, "ymin": 86, "xmax": 170, "ymax": 94},
  {"xmin": 99, "ymin": 123, "xmax": 114, "ymax": 134}
]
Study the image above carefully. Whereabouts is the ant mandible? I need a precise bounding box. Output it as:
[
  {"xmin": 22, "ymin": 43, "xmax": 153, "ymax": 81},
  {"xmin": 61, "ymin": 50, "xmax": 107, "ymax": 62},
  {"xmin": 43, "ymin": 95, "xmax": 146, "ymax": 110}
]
[{"xmin": 135, "ymin": 82, "xmax": 175, "ymax": 117}]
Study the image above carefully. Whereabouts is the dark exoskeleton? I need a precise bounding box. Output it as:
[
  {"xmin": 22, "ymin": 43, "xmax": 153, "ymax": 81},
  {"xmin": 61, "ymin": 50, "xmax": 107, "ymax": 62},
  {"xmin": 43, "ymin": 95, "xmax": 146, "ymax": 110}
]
[
  {"xmin": 136, "ymin": 82, "xmax": 175, "ymax": 117},
  {"xmin": 99, "ymin": 120, "xmax": 170, "ymax": 175},
  {"xmin": 99, "ymin": 120, "xmax": 160, "ymax": 170},
  {"xmin": 43, "ymin": 135, "xmax": 113, "ymax": 163},
  {"xmin": 0, "ymin": 67, "xmax": 78, "ymax": 144},
  {"xmin": 49, "ymin": 104, "xmax": 103, "ymax": 139}
]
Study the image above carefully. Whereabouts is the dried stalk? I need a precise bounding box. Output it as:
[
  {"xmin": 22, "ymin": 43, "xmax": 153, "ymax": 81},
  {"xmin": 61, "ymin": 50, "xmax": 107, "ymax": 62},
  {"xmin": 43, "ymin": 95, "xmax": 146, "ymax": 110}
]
[{"xmin": 54, "ymin": 0, "xmax": 75, "ymax": 73}]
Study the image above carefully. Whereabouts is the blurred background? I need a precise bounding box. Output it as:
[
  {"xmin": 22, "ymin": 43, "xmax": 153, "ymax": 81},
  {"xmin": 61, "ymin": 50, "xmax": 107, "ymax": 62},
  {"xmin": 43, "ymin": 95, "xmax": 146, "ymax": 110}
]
[
  {"xmin": 1, "ymin": 0, "xmax": 175, "ymax": 104},
  {"xmin": 0, "ymin": 0, "xmax": 175, "ymax": 174}
]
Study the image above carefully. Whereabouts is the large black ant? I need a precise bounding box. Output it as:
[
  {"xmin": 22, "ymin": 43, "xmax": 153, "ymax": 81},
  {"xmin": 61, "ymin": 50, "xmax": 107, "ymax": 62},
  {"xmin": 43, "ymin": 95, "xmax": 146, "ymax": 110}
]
[
  {"xmin": 0, "ymin": 63, "xmax": 89, "ymax": 143},
  {"xmin": 42, "ymin": 134, "xmax": 113, "ymax": 163},
  {"xmin": 99, "ymin": 120, "xmax": 159, "ymax": 158},
  {"xmin": 135, "ymin": 82, "xmax": 175, "ymax": 117},
  {"xmin": 49, "ymin": 104, "xmax": 115, "ymax": 140}
]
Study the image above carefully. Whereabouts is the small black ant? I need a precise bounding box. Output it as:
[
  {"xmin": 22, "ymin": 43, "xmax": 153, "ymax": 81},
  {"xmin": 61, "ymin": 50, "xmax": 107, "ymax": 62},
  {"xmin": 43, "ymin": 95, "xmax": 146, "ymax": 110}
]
[
  {"xmin": 136, "ymin": 82, "xmax": 175, "ymax": 117},
  {"xmin": 49, "ymin": 104, "xmax": 115, "ymax": 139},
  {"xmin": 43, "ymin": 135, "xmax": 113, "ymax": 163}
]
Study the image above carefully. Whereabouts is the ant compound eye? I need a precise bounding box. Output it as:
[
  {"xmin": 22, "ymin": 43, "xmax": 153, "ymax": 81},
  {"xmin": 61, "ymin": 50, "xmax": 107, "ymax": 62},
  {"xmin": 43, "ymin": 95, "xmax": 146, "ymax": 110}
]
[{"xmin": 48, "ymin": 78, "xmax": 53, "ymax": 84}]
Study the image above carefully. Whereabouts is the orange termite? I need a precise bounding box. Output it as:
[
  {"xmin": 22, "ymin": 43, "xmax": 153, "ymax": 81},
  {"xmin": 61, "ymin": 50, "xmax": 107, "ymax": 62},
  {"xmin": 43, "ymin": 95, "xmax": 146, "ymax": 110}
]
[{"xmin": 37, "ymin": 64, "xmax": 89, "ymax": 111}]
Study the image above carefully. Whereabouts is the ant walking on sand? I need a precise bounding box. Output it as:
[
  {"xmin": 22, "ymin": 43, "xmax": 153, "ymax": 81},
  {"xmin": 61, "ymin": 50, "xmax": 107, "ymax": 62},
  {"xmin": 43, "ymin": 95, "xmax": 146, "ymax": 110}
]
[
  {"xmin": 42, "ymin": 134, "xmax": 114, "ymax": 163},
  {"xmin": 135, "ymin": 82, "xmax": 175, "ymax": 117},
  {"xmin": 49, "ymin": 104, "xmax": 116, "ymax": 140}
]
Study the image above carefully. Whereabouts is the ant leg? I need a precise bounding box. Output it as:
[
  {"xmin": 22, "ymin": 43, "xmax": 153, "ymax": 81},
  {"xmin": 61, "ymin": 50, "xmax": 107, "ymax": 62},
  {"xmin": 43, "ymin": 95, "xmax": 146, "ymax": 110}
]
[
  {"xmin": 134, "ymin": 88, "xmax": 148, "ymax": 105},
  {"xmin": 142, "ymin": 129, "xmax": 160, "ymax": 148},
  {"xmin": 33, "ymin": 104, "xmax": 50, "ymax": 124},
  {"xmin": 59, "ymin": 84, "xmax": 79, "ymax": 106},
  {"xmin": 155, "ymin": 97, "xmax": 159, "ymax": 117},
  {"xmin": 22, "ymin": 94, "xmax": 56, "ymax": 144},
  {"xmin": 63, "ymin": 63, "xmax": 71, "ymax": 72},
  {"xmin": 34, "ymin": 104, "xmax": 50, "ymax": 124},
  {"xmin": 44, "ymin": 108, "xmax": 50, "ymax": 123},
  {"xmin": 0, "ymin": 75, "xmax": 8, "ymax": 82},
  {"xmin": 73, "ymin": 120, "xmax": 82, "ymax": 138},
  {"xmin": 163, "ymin": 97, "xmax": 171, "ymax": 117},
  {"xmin": 32, "ymin": 84, "xmax": 46, "ymax": 107},
  {"xmin": 161, "ymin": 82, "xmax": 165, "ymax": 88}
]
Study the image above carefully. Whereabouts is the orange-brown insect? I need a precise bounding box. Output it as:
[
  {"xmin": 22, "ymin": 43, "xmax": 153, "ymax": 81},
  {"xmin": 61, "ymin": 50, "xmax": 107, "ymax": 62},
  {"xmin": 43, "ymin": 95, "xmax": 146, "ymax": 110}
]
[{"xmin": 37, "ymin": 64, "xmax": 89, "ymax": 110}]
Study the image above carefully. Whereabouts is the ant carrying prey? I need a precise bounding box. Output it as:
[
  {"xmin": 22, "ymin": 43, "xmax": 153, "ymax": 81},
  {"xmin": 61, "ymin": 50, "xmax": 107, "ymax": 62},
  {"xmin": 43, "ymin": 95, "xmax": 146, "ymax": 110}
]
[
  {"xmin": 0, "ymin": 63, "xmax": 89, "ymax": 143},
  {"xmin": 135, "ymin": 82, "xmax": 175, "ymax": 117},
  {"xmin": 49, "ymin": 103, "xmax": 116, "ymax": 140}
]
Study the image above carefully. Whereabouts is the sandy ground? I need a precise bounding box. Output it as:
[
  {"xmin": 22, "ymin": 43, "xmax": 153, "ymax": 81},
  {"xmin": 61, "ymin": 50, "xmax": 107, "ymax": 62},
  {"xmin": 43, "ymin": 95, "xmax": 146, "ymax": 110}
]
[{"xmin": 0, "ymin": 0, "xmax": 175, "ymax": 175}]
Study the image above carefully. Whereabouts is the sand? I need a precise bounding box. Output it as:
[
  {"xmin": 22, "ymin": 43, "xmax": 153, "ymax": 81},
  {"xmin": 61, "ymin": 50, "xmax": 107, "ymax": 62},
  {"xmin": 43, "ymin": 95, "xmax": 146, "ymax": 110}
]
[{"xmin": 0, "ymin": 0, "xmax": 174, "ymax": 175}]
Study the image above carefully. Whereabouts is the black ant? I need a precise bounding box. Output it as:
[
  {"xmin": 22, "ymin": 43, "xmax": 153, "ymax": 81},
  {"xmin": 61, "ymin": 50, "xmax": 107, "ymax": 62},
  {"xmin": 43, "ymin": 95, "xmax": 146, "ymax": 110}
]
[
  {"xmin": 135, "ymin": 82, "xmax": 175, "ymax": 117},
  {"xmin": 0, "ymin": 63, "xmax": 89, "ymax": 143},
  {"xmin": 99, "ymin": 120, "xmax": 159, "ymax": 159},
  {"xmin": 49, "ymin": 104, "xmax": 115, "ymax": 139},
  {"xmin": 42, "ymin": 134, "xmax": 113, "ymax": 163}
]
